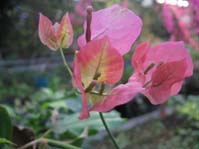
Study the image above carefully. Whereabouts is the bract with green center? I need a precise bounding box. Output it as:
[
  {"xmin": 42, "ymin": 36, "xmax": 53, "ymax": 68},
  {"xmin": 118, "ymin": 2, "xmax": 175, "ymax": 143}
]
[
  {"xmin": 76, "ymin": 37, "xmax": 124, "ymax": 88},
  {"xmin": 38, "ymin": 13, "xmax": 73, "ymax": 51},
  {"xmin": 73, "ymin": 37, "xmax": 124, "ymax": 119}
]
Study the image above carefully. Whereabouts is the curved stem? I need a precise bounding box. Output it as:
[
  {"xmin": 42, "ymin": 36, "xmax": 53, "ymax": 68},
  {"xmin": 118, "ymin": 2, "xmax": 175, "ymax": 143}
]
[
  {"xmin": 99, "ymin": 112, "xmax": 120, "ymax": 149},
  {"xmin": 59, "ymin": 48, "xmax": 73, "ymax": 77}
]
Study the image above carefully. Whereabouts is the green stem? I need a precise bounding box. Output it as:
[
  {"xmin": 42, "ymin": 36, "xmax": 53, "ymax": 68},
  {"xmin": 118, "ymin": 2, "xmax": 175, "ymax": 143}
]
[
  {"xmin": 59, "ymin": 48, "xmax": 73, "ymax": 77},
  {"xmin": 47, "ymin": 138, "xmax": 82, "ymax": 149},
  {"xmin": 99, "ymin": 112, "xmax": 120, "ymax": 149},
  {"xmin": 17, "ymin": 138, "xmax": 82, "ymax": 149}
]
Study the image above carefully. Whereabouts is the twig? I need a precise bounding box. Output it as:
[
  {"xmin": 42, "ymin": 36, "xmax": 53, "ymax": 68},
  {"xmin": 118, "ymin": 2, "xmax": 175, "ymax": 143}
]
[
  {"xmin": 59, "ymin": 48, "xmax": 73, "ymax": 77},
  {"xmin": 17, "ymin": 138, "xmax": 82, "ymax": 149},
  {"xmin": 17, "ymin": 138, "xmax": 46, "ymax": 149}
]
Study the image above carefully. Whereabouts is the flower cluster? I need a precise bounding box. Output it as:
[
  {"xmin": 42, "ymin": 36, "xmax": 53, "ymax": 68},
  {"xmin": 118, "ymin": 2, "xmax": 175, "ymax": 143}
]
[
  {"xmin": 38, "ymin": 4, "xmax": 193, "ymax": 120},
  {"xmin": 162, "ymin": 1, "xmax": 199, "ymax": 50}
]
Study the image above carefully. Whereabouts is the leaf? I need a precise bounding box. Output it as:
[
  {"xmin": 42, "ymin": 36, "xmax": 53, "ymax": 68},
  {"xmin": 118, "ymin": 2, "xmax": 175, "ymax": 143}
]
[
  {"xmin": 45, "ymin": 100, "xmax": 68, "ymax": 109},
  {"xmin": 65, "ymin": 97, "xmax": 82, "ymax": 112},
  {"xmin": 176, "ymin": 95, "xmax": 199, "ymax": 121},
  {"xmin": 42, "ymin": 96, "xmax": 81, "ymax": 112},
  {"xmin": 0, "ymin": 105, "xmax": 13, "ymax": 149},
  {"xmin": 53, "ymin": 111, "xmax": 125, "ymax": 135},
  {"xmin": 0, "ymin": 138, "xmax": 16, "ymax": 146}
]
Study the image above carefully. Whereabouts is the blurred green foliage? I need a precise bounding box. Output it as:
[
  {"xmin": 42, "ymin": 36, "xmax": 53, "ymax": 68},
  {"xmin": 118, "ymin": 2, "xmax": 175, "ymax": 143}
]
[
  {"xmin": 0, "ymin": 105, "xmax": 13, "ymax": 149},
  {"xmin": 176, "ymin": 96, "xmax": 199, "ymax": 121},
  {"xmin": 89, "ymin": 117, "xmax": 199, "ymax": 149},
  {"xmin": 1, "ymin": 0, "xmax": 75, "ymax": 60},
  {"xmin": 0, "ymin": 72, "xmax": 125, "ymax": 147}
]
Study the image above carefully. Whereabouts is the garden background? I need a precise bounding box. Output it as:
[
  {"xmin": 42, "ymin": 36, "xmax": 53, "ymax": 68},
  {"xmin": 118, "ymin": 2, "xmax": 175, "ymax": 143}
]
[{"xmin": 0, "ymin": 0, "xmax": 199, "ymax": 148}]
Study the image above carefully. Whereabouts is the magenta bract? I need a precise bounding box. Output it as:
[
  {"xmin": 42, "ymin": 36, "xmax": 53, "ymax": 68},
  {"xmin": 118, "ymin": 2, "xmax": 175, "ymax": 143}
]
[
  {"xmin": 130, "ymin": 41, "xmax": 193, "ymax": 104},
  {"xmin": 73, "ymin": 37, "xmax": 125, "ymax": 119},
  {"xmin": 78, "ymin": 4, "xmax": 142, "ymax": 55}
]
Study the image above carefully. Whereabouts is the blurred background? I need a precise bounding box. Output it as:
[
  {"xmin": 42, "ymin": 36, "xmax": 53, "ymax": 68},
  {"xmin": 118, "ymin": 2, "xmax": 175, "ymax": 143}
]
[{"xmin": 0, "ymin": 0, "xmax": 199, "ymax": 148}]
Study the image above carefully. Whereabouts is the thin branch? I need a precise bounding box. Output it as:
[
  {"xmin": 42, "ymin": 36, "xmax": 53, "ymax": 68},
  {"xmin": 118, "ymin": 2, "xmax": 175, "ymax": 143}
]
[
  {"xmin": 17, "ymin": 138, "xmax": 82, "ymax": 149},
  {"xmin": 99, "ymin": 112, "xmax": 120, "ymax": 149},
  {"xmin": 59, "ymin": 48, "xmax": 73, "ymax": 77}
]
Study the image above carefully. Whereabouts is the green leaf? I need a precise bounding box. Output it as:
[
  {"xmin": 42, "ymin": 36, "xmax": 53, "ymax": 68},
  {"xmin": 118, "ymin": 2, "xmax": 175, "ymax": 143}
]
[
  {"xmin": 0, "ymin": 138, "xmax": 16, "ymax": 146},
  {"xmin": 44, "ymin": 100, "xmax": 68, "ymax": 109},
  {"xmin": 54, "ymin": 111, "xmax": 125, "ymax": 135},
  {"xmin": 176, "ymin": 95, "xmax": 199, "ymax": 121},
  {"xmin": 65, "ymin": 97, "xmax": 82, "ymax": 112},
  {"xmin": 0, "ymin": 105, "xmax": 13, "ymax": 149}
]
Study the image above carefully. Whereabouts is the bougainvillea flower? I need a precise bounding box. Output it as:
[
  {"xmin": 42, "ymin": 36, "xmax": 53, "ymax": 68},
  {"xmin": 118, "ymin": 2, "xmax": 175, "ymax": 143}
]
[
  {"xmin": 129, "ymin": 41, "xmax": 193, "ymax": 104},
  {"xmin": 73, "ymin": 37, "xmax": 142, "ymax": 119},
  {"xmin": 38, "ymin": 13, "xmax": 73, "ymax": 51},
  {"xmin": 78, "ymin": 4, "xmax": 142, "ymax": 55},
  {"xmin": 73, "ymin": 37, "xmax": 124, "ymax": 119}
]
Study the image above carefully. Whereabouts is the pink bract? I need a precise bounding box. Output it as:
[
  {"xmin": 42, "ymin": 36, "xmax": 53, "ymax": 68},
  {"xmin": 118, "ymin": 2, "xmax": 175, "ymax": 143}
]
[
  {"xmin": 72, "ymin": 59, "xmax": 90, "ymax": 119},
  {"xmin": 73, "ymin": 37, "xmax": 124, "ymax": 119},
  {"xmin": 78, "ymin": 4, "xmax": 142, "ymax": 55},
  {"xmin": 73, "ymin": 37, "xmax": 144, "ymax": 120},
  {"xmin": 130, "ymin": 41, "xmax": 193, "ymax": 104},
  {"xmin": 76, "ymin": 37, "xmax": 124, "ymax": 87},
  {"xmin": 38, "ymin": 13, "xmax": 73, "ymax": 51},
  {"xmin": 90, "ymin": 82, "xmax": 143, "ymax": 112},
  {"xmin": 162, "ymin": 4, "xmax": 174, "ymax": 33}
]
